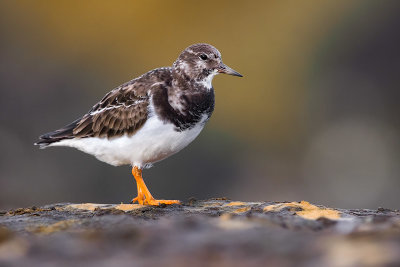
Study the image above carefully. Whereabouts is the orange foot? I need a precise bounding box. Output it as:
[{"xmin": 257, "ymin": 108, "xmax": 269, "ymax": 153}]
[
  {"xmin": 144, "ymin": 199, "xmax": 181, "ymax": 205},
  {"xmin": 130, "ymin": 166, "xmax": 181, "ymax": 206}
]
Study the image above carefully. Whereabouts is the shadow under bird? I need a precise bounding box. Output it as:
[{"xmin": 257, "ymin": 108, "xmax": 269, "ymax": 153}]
[{"xmin": 35, "ymin": 43, "xmax": 243, "ymax": 205}]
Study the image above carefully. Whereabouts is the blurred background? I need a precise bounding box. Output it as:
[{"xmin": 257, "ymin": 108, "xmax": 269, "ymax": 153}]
[{"xmin": 0, "ymin": 0, "xmax": 399, "ymax": 210}]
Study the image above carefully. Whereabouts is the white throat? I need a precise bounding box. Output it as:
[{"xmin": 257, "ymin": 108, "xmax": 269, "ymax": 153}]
[{"xmin": 196, "ymin": 70, "xmax": 218, "ymax": 90}]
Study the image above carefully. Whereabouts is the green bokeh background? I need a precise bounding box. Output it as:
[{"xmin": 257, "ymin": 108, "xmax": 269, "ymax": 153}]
[{"xmin": 1, "ymin": 0, "xmax": 399, "ymax": 209}]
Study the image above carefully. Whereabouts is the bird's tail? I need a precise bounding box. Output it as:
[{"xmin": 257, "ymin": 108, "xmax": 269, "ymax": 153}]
[{"xmin": 35, "ymin": 118, "xmax": 80, "ymax": 148}]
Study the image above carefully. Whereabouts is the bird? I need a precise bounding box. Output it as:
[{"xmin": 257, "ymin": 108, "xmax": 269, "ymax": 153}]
[{"xmin": 35, "ymin": 43, "xmax": 243, "ymax": 206}]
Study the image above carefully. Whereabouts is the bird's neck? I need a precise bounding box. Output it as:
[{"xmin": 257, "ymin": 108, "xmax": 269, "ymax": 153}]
[
  {"xmin": 172, "ymin": 68, "xmax": 215, "ymax": 92},
  {"xmin": 194, "ymin": 71, "xmax": 217, "ymax": 90}
]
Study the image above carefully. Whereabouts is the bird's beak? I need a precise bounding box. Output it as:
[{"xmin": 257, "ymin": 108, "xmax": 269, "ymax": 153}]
[{"xmin": 217, "ymin": 63, "xmax": 243, "ymax": 77}]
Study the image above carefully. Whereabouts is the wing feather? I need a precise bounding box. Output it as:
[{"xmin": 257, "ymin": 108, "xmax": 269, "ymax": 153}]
[
  {"xmin": 75, "ymin": 93, "xmax": 149, "ymax": 138},
  {"xmin": 36, "ymin": 67, "xmax": 173, "ymax": 147}
]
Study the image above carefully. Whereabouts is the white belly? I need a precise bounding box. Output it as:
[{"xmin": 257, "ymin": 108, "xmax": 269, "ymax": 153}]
[{"xmin": 51, "ymin": 115, "xmax": 207, "ymax": 167}]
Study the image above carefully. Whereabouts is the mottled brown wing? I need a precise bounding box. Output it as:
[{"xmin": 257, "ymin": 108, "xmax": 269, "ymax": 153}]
[
  {"xmin": 72, "ymin": 88, "xmax": 149, "ymax": 139},
  {"xmin": 36, "ymin": 67, "xmax": 173, "ymax": 147}
]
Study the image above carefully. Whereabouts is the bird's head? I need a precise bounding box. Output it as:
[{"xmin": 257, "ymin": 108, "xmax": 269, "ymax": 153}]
[{"xmin": 173, "ymin": 43, "xmax": 242, "ymax": 89}]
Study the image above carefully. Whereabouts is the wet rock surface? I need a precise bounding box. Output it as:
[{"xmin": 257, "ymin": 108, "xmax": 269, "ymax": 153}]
[{"xmin": 0, "ymin": 199, "xmax": 399, "ymax": 267}]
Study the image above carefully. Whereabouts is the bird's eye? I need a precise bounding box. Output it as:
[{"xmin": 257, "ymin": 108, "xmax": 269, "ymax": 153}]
[{"xmin": 199, "ymin": 54, "xmax": 208, "ymax": 60}]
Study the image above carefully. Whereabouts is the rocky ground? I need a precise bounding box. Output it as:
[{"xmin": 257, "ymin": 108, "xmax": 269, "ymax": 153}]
[{"xmin": 0, "ymin": 199, "xmax": 399, "ymax": 267}]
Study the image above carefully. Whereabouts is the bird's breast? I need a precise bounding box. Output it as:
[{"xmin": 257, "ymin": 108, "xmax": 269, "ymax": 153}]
[{"xmin": 152, "ymin": 86, "xmax": 215, "ymax": 131}]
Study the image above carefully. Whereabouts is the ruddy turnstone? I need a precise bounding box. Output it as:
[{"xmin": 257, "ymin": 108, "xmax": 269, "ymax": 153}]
[{"xmin": 36, "ymin": 43, "xmax": 242, "ymax": 206}]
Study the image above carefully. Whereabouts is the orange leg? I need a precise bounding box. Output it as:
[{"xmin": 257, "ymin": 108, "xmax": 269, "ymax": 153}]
[
  {"xmin": 130, "ymin": 166, "xmax": 181, "ymax": 206},
  {"xmin": 131, "ymin": 180, "xmax": 145, "ymax": 204}
]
